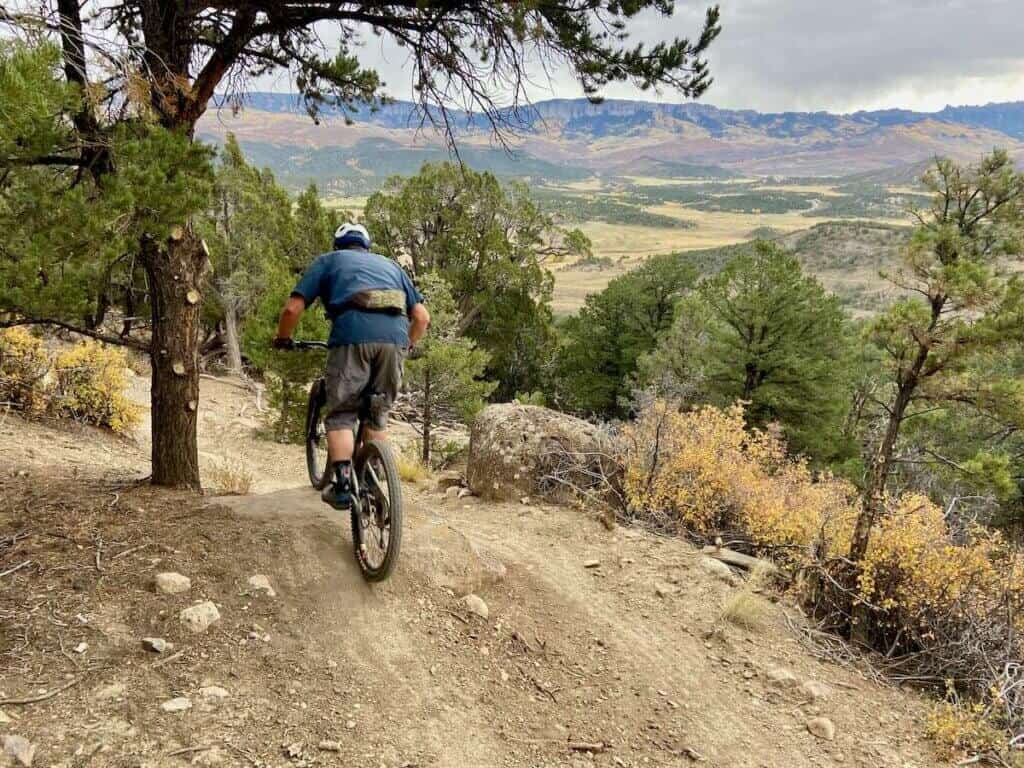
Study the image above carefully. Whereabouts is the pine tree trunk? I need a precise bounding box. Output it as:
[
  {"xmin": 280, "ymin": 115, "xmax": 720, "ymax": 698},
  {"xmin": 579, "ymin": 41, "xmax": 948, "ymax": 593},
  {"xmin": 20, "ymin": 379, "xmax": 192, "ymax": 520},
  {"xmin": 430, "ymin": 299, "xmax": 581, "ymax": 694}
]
[
  {"xmin": 422, "ymin": 368, "xmax": 432, "ymax": 466},
  {"xmin": 850, "ymin": 392, "xmax": 907, "ymax": 561},
  {"xmin": 223, "ymin": 303, "xmax": 243, "ymax": 376},
  {"xmin": 848, "ymin": 380, "xmax": 914, "ymax": 644},
  {"xmin": 143, "ymin": 227, "xmax": 206, "ymax": 490}
]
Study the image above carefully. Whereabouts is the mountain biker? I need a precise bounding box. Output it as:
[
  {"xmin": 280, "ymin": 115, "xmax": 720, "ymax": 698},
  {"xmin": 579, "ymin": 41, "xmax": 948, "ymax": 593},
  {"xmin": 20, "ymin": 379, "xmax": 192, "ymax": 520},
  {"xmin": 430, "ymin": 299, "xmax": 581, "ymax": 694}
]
[{"xmin": 272, "ymin": 223, "xmax": 430, "ymax": 510}]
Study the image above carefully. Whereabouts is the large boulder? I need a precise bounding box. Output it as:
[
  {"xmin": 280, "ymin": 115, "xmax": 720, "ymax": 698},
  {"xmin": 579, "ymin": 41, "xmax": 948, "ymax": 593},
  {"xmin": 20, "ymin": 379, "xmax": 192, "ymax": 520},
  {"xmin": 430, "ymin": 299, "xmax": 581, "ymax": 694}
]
[{"xmin": 466, "ymin": 404, "xmax": 617, "ymax": 502}]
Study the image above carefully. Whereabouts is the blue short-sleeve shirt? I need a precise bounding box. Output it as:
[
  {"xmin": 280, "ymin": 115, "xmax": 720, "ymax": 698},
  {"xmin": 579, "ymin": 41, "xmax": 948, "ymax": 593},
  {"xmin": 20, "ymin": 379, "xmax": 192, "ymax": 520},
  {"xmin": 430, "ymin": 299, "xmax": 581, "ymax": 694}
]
[{"xmin": 292, "ymin": 249, "xmax": 424, "ymax": 348}]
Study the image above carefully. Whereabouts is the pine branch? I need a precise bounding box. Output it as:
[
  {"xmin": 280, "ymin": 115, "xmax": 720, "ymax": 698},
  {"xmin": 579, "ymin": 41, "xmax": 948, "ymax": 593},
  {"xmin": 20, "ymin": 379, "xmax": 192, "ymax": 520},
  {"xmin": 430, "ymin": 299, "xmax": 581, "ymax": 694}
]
[{"xmin": 0, "ymin": 316, "xmax": 149, "ymax": 351}]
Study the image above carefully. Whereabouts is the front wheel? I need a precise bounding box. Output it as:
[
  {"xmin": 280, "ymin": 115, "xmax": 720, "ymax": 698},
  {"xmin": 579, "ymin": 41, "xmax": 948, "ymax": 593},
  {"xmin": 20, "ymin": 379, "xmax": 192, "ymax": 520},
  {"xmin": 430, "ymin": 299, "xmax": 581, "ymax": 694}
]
[
  {"xmin": 351, "ymin": 440, "xmax": 403, "ymax": 581},
  {"xmin": 305, "ymin": 380, "xmax": 332, "ymax": 490}
]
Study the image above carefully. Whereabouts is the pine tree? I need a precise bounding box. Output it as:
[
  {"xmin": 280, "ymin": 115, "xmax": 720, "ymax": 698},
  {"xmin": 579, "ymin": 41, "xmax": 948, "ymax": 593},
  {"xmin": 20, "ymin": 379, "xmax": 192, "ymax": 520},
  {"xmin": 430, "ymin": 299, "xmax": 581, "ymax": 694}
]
[
  {"xmin": 851, "ymin": 152, "xmax": 1024, "ymax": 565},
  {"xmin": 639, "ymin": 242, "xmax": 854, "ymax": 462},
  {"xmin": 557, "ymin": 253, "xmax": 699, "ymax": 416},
  {"xmin": 365, "ymin": 162, "xmax": 589, "ymax": 397},
  {"xmin": 200, "ymin": 134, "xmax": 294, "ymax": 374},
  {"xmin": 403, "ymin": 273, "xmax": 496, "ymax": 465}
]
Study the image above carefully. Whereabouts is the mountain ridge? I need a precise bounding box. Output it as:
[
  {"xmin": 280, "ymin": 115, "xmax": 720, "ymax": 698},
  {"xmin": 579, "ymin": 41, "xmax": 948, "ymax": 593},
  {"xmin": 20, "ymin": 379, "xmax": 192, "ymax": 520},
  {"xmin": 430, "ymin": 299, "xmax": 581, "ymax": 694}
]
[
  {"xmin": 228, "ymin": 92, "xmax": 1024, "ymax": 140},
  {"xmin": 200, "ymin": 93, "xmax": 1024, "ymax": 188}
]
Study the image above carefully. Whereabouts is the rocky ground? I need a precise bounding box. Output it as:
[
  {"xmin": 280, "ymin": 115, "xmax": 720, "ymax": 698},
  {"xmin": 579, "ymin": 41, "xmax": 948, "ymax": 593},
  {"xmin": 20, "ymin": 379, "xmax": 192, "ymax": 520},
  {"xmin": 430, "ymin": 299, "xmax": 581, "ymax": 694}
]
[{"xmin": 0, "ymin": 375, "xmax": 949, "ymax": 767}]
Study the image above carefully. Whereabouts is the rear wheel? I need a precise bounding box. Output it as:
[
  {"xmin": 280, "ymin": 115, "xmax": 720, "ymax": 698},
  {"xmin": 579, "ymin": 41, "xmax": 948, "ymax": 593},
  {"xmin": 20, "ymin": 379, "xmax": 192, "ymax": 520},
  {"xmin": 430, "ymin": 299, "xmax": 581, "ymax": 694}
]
[
  {"xmin": 305, "ymin": 380, "xmax": 332, "ymax": 490},
  {"xmin": 351, "ymin": 440, "xmax": 403, "ymax": 581}
]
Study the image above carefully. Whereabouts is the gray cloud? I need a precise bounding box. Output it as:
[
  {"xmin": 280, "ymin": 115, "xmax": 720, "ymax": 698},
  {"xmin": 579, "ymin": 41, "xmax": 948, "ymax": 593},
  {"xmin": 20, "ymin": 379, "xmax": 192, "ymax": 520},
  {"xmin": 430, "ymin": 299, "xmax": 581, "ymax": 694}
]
[
  {"xmin": 688, "ymin": 0, "xmax": 1024, "ymax": 112},
  {"xmin": 257, "ymin": 1, "xmax": 1024, "ymax": 114}
]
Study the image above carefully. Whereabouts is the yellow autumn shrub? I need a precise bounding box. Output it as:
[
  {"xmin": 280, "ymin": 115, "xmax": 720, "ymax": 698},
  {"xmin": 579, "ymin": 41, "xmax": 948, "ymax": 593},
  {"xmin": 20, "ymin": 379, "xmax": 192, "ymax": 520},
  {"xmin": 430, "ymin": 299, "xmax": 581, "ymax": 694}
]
[
  {"xmin": 622, "ymin": 400, "xmax": 857, "ymax": 561},
  {"xmin": 859, "ymin": 493, "xmax": 1008, "ymax": 623},
  {"xmin": 0, "ymin": 327, "xmax": 50, "ymax": 413},
  {"xmin": 51, "ymin": 341, "xmax": 141, "ymax": 434},
  {"xmin": 927, "ymin": 699, "xmax": 1014, "ymax": 762}
]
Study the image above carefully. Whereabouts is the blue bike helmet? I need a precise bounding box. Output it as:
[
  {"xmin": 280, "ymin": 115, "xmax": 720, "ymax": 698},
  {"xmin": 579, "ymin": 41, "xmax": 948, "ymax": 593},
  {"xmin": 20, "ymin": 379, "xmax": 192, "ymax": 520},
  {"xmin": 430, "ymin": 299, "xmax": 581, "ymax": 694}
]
[{"xmin": 334, "ymin": 222, "xmax": 371, "ymax": 250}]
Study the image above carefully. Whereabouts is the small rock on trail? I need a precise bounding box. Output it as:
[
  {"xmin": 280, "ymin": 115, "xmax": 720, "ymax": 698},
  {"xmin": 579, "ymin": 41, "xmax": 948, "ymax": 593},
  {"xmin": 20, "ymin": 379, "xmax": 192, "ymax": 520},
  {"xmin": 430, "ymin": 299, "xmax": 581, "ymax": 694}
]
[
  {"xmin": 94, "ymin": 683, "xmax": 126, "ymax": 701},
  {"xmin": 179, "ymin": 601, "xmax": 221, "ymax": 633},
  {"xmin": 198, "ymin": 685, "xmax": 230, "ymax": 700},
  {"xmin": 2, "ymin": 735, "xmax": 35, "ymax": 767},
  {"xmin": 654, "ymin": 581, "xmax": 675, "ymax": 598},
  {"xmin": 800, "ymin": 680, "xmax": 832, "ymax": 702},
  {"xmin": 806, "ymin": 716, "xmax": 836, "ymax": 741},
  {"xmin": 154, "ymin": 572, "xmax": 191, "ymax": 594},
  {"xmin": 766, "ymin": 667, "xmax": 799, "ymax": 688},
  {"xmin": 142, "ymin": 637, "xmax": 170, "ymax": 653},
  {"xmin": 461, "ymin": 593, "xmax": 489, "ymax": 620},
  {"xmin": 247, "ymin": 574, "xmax": 276, "ymax": 597},
  {"xmin": 160, "ymin": 697, "xmax": 192, "ymax": 713},
  {"xmin": 698, "ymin": 557, "xmax": 737, "ymax": 584}
]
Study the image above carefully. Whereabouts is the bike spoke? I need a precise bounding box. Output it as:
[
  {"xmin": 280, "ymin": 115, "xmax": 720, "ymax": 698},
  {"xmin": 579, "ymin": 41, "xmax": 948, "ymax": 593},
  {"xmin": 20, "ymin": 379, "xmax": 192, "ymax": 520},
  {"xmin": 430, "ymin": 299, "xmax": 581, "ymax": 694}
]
[{"xmin": 357, "ymin": 456, "xmax": 393, "ymax": 570}]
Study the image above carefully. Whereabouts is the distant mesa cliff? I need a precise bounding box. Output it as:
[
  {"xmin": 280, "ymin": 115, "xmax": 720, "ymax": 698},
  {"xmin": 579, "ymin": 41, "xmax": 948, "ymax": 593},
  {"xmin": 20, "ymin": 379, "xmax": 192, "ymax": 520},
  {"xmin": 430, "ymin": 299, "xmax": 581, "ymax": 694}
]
[{"xmin": 201, "ymin": 94, "xmax": 1024, "ymax": 186}]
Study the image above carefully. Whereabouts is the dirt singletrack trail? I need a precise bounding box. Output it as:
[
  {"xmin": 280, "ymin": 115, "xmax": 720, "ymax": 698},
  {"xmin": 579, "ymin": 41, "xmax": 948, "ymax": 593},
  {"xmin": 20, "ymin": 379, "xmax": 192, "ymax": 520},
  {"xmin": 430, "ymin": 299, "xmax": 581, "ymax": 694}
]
[
  {"xmin": 0, "ymin": 374, "xmax": 948, "ymax": 767},
  {"xmin": 215, "ymin": 478, "xmax": 944, "ymax": 768}
]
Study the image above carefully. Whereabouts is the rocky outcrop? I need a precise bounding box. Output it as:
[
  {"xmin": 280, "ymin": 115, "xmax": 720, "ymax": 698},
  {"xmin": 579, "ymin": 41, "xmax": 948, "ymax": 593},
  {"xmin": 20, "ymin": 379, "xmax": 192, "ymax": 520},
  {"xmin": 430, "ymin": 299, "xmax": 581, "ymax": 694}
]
[{"xmin": 466, "ymin": 404, "xmax": 617, "ymax": 503}]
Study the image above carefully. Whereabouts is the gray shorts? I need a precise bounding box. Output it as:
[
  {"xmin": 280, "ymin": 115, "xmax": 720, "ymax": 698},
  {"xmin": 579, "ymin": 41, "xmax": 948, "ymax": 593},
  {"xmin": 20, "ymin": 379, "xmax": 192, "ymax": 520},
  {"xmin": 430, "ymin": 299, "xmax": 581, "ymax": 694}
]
[{"xmin": 323, "ymin": 343, "xmax": 405, "ymax": 431}]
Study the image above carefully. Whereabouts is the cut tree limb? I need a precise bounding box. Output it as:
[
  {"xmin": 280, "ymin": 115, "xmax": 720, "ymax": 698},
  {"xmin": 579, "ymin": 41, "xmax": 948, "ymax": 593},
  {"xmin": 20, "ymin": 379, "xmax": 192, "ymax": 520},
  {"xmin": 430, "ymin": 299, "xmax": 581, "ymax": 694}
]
[{"xmin": 702, "ymin": 545, "xmax": 776, "ymax": 573}]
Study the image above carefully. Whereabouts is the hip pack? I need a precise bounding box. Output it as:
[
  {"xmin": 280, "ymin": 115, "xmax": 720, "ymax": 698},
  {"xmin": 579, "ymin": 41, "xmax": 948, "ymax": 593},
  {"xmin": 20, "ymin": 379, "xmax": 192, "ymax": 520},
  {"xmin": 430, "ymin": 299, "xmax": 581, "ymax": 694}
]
[{"xmin": 338, "ymin": 289, "xmax": 407, "ymax": 317}]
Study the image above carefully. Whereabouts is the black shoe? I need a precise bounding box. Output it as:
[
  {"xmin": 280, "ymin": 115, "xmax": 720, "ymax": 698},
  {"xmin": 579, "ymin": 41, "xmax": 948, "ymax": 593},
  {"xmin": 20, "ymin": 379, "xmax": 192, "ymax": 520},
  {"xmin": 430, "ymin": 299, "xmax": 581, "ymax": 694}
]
[{"xmin": 321, "ymin": 478, "xmax": 353, "ymax": 510}]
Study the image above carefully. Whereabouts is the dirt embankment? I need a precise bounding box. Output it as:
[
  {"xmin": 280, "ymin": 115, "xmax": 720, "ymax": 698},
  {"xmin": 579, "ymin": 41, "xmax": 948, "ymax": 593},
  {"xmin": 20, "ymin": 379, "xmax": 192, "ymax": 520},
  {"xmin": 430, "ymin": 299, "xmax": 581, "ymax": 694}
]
[{"xmin": 0, "ymin": 377, "xmax": 947, "ymax": 767}]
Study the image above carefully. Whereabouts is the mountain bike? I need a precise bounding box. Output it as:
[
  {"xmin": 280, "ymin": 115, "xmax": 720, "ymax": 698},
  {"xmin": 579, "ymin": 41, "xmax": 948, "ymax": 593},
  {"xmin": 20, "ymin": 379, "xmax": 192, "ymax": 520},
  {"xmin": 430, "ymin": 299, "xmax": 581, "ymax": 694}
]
[{"xmin": 292, "ymin": 340, "xmax": 402, "ymax": 582}]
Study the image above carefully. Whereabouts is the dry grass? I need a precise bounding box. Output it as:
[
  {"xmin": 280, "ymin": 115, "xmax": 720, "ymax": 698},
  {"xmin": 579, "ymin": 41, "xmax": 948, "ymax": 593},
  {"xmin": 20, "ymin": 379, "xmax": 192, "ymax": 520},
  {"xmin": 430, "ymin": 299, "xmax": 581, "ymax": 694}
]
[
  {"xmin": 720, "ymin": 590, "xmax": 768, "ymax": 630},
  {"xmin": 397, "ymin": 452, "xmax": 431, "ymax": 484},
  {"xmin": 719, "ymin": 561, "xmax": 774, "ymax": 631},
  {"xmin": 552, "ymin": 209, "xmax": 826, "ymax": 312},
  {"xmin": 204, "ymin": 460, "xmax": 254, "ymax": 495},
  {"xmin": 322, "ymin": 195, "xmax": 369, "ymax": 211}
]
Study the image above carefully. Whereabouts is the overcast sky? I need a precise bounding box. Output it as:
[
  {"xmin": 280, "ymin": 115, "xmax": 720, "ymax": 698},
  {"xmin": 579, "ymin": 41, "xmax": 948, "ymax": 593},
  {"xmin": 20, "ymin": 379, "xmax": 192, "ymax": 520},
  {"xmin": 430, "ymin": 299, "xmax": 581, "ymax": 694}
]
[{"xmin": 259, "ymin": 0, "xmax": 1023, "ymax": 114}]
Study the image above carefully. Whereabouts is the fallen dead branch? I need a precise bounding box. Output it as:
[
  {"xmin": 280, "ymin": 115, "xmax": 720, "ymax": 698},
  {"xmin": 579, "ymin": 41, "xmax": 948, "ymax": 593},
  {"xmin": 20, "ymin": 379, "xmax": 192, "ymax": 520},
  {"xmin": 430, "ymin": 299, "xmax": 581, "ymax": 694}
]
[
  {"xmin": 538, "ymin": 441, "xmax": 625, "ymax": 513},
  {"xmin": 0, "ymin": 675, "xmax": 83, "ymax": 705},
  {"xmin": 150, "ymin": 649, "xmax": 185, "ymax": 669},
  {"xmin": 0, "ymin": 560, "xmax": 31, "ymax": 578},
  {"xmin": 165, "ymin": 744, "xmax": 215, "ymax": 758},
  {"xmin": 568, "ymin": 742, "xmax": 608, "ymax": 753},
  {"xmin": 783, "ymin": 611, "xmax": 888, "ymax": 688},
  {"xmin": 109, "ymin": 542, "xmax": 150, "ymax": 561}
]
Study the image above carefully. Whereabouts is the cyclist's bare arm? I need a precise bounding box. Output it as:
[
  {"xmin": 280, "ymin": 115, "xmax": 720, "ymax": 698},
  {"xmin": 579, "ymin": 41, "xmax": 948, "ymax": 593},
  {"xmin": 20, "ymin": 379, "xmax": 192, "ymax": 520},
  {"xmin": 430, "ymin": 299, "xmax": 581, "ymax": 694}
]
[
  {"xmin": 274, "ymin": 295, "xmax": 306, "ymax": 345},
  {"xmin": 409, "ymin": 303, "xmax": 430, "ymax": 346}
]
